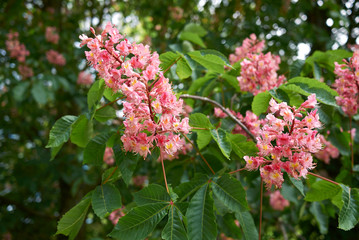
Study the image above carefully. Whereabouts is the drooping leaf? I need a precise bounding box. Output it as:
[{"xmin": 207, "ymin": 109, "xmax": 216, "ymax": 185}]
[
  {"xmin": 176, "ymin": 57, "xmax": 192, "ymax": 79},
  {"xmin": 196, "ymin": 130, "xmax": 212, "ymax": 150},
  {"xmin": 134, "ymin": 184, "xmax": 171, "ymax": 206},
  {"xmin": 83, "ymin": 132, "xmax": 113, "ymax": 165},
  {"xmin": 113, "ymin": 143, "xmax": 140, "ymax": 185},
  {"xmin": 212, "ymin": 174, "xmax": 249, "ymax": 212},
  {"xmin": 338, "ymin": 185, "xmax": 359, "ymax": 231},
  {"xmin": 189, "ymin": 113, "xmax": 214, "ymax": 129},
  {"xmin": 46, "ymin": 115, "xmax": 78, "ymax": 148},
  {"xmin": 186, "ymin": 184, "xmax": 217, "ymax": 240},
  {"xmin": 305, "ymin": 180, "xmax": 341, "ymax": 202},
  {"xmin": 210, "ymin": 128, "xmax": 232, "ymax": 159},
  {"xmin": 310, "ymin": 202, "xmax": 328, "ymax": 234},
  {"xmin": 109, "ymin": 203, "xmax": 169, "ymax": 240},
  {"xmin": 162, "ymin": 206, "xmax": 188, "ymax": 240},
  {"xmin": 289, "ymin": 59, "xmax": 305, "ymax": 79},
  {"xmin": 70, "ymin": 114, "xmax": 93, "ymax": 148},
  {"xmin": 92, "ymin": 183, "xmax": 122, "ymax": 218},
  {"xmin": 227, "ymin": 133, "xmax": 258, "ymax": 158},
  {"xmin": 50, "ymin": 143, "xmax": 64, "ymax": 161},
  {"xmin": 252, "ymin": 91, "xmax": 271, "ymax": 116},
  {"xmin": 188, "ymin": 51, "xmax": 225, "ymax": 73},
  {"xmin": 94, "ymin": 106, "xmax": 117, "ymax": 122},
  {"xmin": 87, "ymin": 79, "xmax": 105, "ymax": 110},
  {"xmin": 235, "ymin": 211, "xmax": 258, "ymax": 240},
  {"xmin": 174, "ymin": 173, "xmax": 209, "ymax": 202},
  {"xmin": 288, "ymin": 174, "xmax": 305, "ymax": 196},
  {"xmin": 56, "ymin": 193, "xmax": 92, "ymax": 240},
  {"xmin": 180, "ymin": 32, "xmax": 206, "ymax": 48},
  {"xmin": 160, "ymin": 51, "xmax": 181, "ymax": 72}
]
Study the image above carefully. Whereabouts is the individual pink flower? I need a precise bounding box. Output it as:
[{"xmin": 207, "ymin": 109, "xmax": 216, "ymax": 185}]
[
  {"xmin": 333, "ymin": 51, "xmax": 359, "ymax": 116},
  {"xmin": 18, "ymin": 65, "xmax": 33, "ymax": 79},
  {"xmin": 103, "ymin": 147, "xmax": 114, "ymax": 165},
  {"xmin": 45, "ymin": 26, "xmax": 59, "ymax": 44},
  {"xmin": 46, "ymin": 50, "xmax": 66, "ymax": 66},
  {"xmin": 269, "ymin": 190, "xmax": 290, "ymax": 211},
  {"xmin": 108, "ymin": 207, "xmax": 126, "ymax": 225},
  {"xmin": 77, "ymin": 71, "xmax": 94, "ymax": 86},
  {"xmin": 244, "ymin": 94, "xmax": 323, "ymax": 189},
  {"xmin": 81, "ymin": 22, "xmax": 190, "ymax": 160},
  {"xmin": 6, "ymin": 31, "xmax": 29, "ymax": 62}
]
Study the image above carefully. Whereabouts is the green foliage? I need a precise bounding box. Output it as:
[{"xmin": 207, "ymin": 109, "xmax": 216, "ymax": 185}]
[
  {"xmin": 186, "ymin": 184, "xmax": 217, "ymax": 240},
  {"xmin": 162, "ymin": 205, "xmax": 188, "ymax": 240},
  {"xmin": 70, "ymin": 114, "xmax": 93, "ymax": 148},
  {"xmin": 235, "ymin": 211, "xmax": 259, "ymax": 240},
  {"xmin": 83, "ymin": 132, "xmax": 113, "ymax": 165},
  {"xmin": 88, "ymin": 79, "xmax": 106, "ymax": 110},
  {"xmin": 113, "ymin": 143, "xmax": 140, "ymax": 185},
  {"xmin": 210, "ymin": 129, "xmax": 232, "ymax": 159},
  {"xmin": 188, "ymin": 51, "xmax": 225, "ymax": 73},
  {"xmin": 305, "ymin": 180, "xmax": 342, "ymax": 202},
  {"xmin": 338, "ymin": 186, "xmax": 359, "ymax": 231},
  {"xmin": 252, "ymin": 91, "xmax": 271, "ymax": 115},
  {"xmin": 134, "ymin": 184, "xmax": 171, "ymax": 205},
  {"xmin": 92, "ymin": 183, "xmax": 122, "ymax": 218}
]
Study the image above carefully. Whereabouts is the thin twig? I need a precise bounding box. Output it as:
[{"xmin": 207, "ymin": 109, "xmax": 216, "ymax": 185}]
[
  {"xmin": 160, "ymin": 152, "xmax": 169, "ymax": 193},
  {"xmin": 96, "ymin": 96, "xmax": 125, "ymax": 111},
  {"xmin": 229, "ymin": 167, "xmax": 246, "ymax": 174},
  {"xmin": 180, "ymin": 94, "xmax": 257, "ymax": 142},
  {"xmin": 308, "ymin": 172, "xmax": 340, "ymax": 185},
  {"xmin": 259, "ymin": 178, "xmax": 263, "ymax": 240},
  {"xmin": 182, "ymin": 133, "xmax": 215, "ymax": 175},
  {"xmin": 103, "ymin": 166, "xmax": 118, "ymax": 185}
]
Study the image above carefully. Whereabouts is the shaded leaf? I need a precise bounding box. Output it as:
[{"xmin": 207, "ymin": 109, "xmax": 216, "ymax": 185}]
[
  {"xmin": 235, "ymin": 211, "xmax": 258, "ymax": 240},
  {"xmin": 83, "ymin": 132, "xmax": 113, "ymax": 165},
  {"xmin": 174, "ymin": 173, "xmax": 209, "ymax": 202},
  {"xmin": 88, "ymin": 79, "xmax": 105, "ymax": 110},
  {"xmin": 310, "ymin": 202, "xmax": 328, "ymax": 234},
  {"xmin": 162, "ymin": 206, "xmax": 188, "ymax": 240},
  {"xmin": 113, "ymin": 143, "xmax": 140, "ymax": 185},
  {"xmin": 46, "ymin": 115, "xmax": 78, "ymax": 148},
  {"xmin": 210, "ymin": 128, "xmax": 232, "ymax": 159},
  {"xmin": 92, "ymin": 183, "xmax": 122, "ymax": 218},
  {"xmin": 70, "ymin": 114, "xmax": 93, "ymax": 148},
  {"xmin": 134, "ymin": 184, "xmax": 170, "ymax": 206},
  {"xmin": 338, "ymin": 185, "xmax": 359, "ymax": 231}
]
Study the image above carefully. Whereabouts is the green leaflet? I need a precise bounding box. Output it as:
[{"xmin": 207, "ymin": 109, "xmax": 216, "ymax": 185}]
[
  {"xmin": 186, "ymin": 184, "xmax": 217, "ymax": 240},
  {"xmin": 83, "ymin": 132, "xmax": 113, "ymax": 165},
  {"xmin": 92, "ymin": 183, "xmax": 122, "ymax": 218},
  {"xmin": 134, "ymin": 184, "xmax": 171, "ymax": 206},
  {"xmin": 70, "ymin": 114, "xmax": 93, "ymax": 148},
  {"xmin": 56, "ymin": 193, "xmax": 92, "ymax": 240},
  {"xmin": 305, "ymin": 180, "xmax": 341, "ymax": 202},
  {"xmin": 252, "ymin": 91, "xmax": 271, "ymax": 116},
  {"xmin": 46, "ymin": 115, "xmax": 78, "ymax": 148},
  {"xmin": 162, "ymin": 205, "xmax": 188, "ymax": 240},
  {"xmin": 109, "ymin": 203, "xmax": 169, "ymax": 240},
  {"xmin": 235, "ymin": 211, "xmax": 258, "ymax": 240},
  {"xmin": 338, "ymin": 185, "xmax": 359, "ymax": 231},
  {"xmin": 212, "ymin": 174, "xmax": 249, "ymax": 212},
  {"xmin": 87, "ymin": 79, "xmax": 105, "ymax": 110},
  {"xmin": 210, "ymin": 128, "xmax": 232, "ymax": 159}
]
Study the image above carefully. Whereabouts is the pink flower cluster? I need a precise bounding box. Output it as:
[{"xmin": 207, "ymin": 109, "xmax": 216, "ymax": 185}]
[
  {"xmin": 80, "ymin": 23, "xmax": 190, "ymax": 160},
  {"xmin": 229, "ymin": 34, "xmax": 285, "ymax": 95},
  {"xmin": 6, "ymin": 32, "xmax": 29, "ymax": 62},
  {"xmin": 314, "ymin": 134, "xmax": 339, "ymax": 164},
  {"xmin": 77, "ymin": 71, "xmax": 94, "ymax": 86},
  {"xmin": 244, "ymin": 94, "xmax": 322, "ymax": 189},
  {"xmin": 46, "ymin": 50, "xmax": 66, "ymax": 66},
  {"xmin": 103, "ymin": 147, "xmax": 115, "ymax": 165},
  {"xmin": 229, "ymin": 34, "xmax": 265, "ymax": 65},
  {"xmin": 214, "ymin": 107, "xmax": 263, "ymax": 137},
  {"xmin": 45, "ymin": 26, "xmax": 59, "ymax": 44},
  {"xmin": 333, "ymin": 51, "xmax": 359, "ymax": 116},
  {"xmin": 6, "ymin": 32, "xmax": 33, "ymax": 79},
  {"xmin": 108, "ymin": 207, "xmax": 126, "ymax": 225},
  {"xmin": 269, "ymin": 190, "xmax": 289, "ymax": 211}
]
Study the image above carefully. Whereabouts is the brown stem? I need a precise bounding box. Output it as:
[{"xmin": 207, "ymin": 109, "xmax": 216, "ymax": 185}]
[
  {"xmin": 96, "ymin": 96, "xmax": 125, "ymax": 111},
  {"xmin": 182, "ymin": 133, "xmax": 215, "ymax": 175},
  {"xmin": 349, "ymin": 116, "xmax": 354, "ymax": 171},
  {"xmin": 103, "ymin": 166, "xmax": 118, "ymax": 185},
  {"xmin": 259, "ymin": 178, "xmax": 263, "ymax": 240},
  {"xmin": 160, "ymin": 152, "xmax": 169, "ymax": 193},
  {"xmin": 180, "ymin": 94, "xmax": 257, "ymax": 142},
  {"xmin": 308, "ymin": 172, "xmax": 340, "ymax": 185},
  {"xmin": 229, "ymin": 167, "xmax": 246, "ymax": 174}
]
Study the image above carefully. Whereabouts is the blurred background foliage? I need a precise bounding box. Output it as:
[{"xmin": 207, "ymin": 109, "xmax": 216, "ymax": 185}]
[{"xmin": 0, "ymin": 0, "xmax": 358, "ymax": 239}]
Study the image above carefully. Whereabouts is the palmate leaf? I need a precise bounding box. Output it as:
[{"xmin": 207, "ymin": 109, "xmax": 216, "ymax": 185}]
[
  {"xmin": 109, "ymin": 203, "xmax": 169, "ymax": 240},
  {"xmin": 186, "ymin": 184, "xmax": 217, "ymax": 240},
  {"xmin": 92, "ymin": 183, "xmax": 122, "ymax": 218},
  {"xmin": 113, "ymin": 143, "xmax": 140, "ymax": 185},
  {"xmin": 162, "ymin": 205, "xmax": 188, "ymax": 240},
  {"xmin": 46, "ymin": 115, "xmax": 78, "ymax": 148},
  {"xmin": 134, "ymin": 184, "xmax": 171, "ymax": 206},
  {"xmin": 210, "ymin": 128, "xmax": 232, "ymax": 159},
  {"xmin": 235, "ymin": 211, "xmax": 258, "ymax": 240},
  {"xmin": 338, "ymin": 185, "xmax": 359, "ymax": 231},
  {"xmin": 212, "ymin": 174, "xmax": 249, "ymax": 212},
  {"xmin": 56, "ymin": 192, "xmax": 92, "ymax": 240}
]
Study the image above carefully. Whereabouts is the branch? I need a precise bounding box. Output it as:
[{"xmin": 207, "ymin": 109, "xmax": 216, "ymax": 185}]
[
  {"xmin": 180, "ymin": 94, "xmax": 257, "ymax": 142},
  {"xmin": 307, "ymin": 172, "xmax": 340, "ymax": 185}
]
